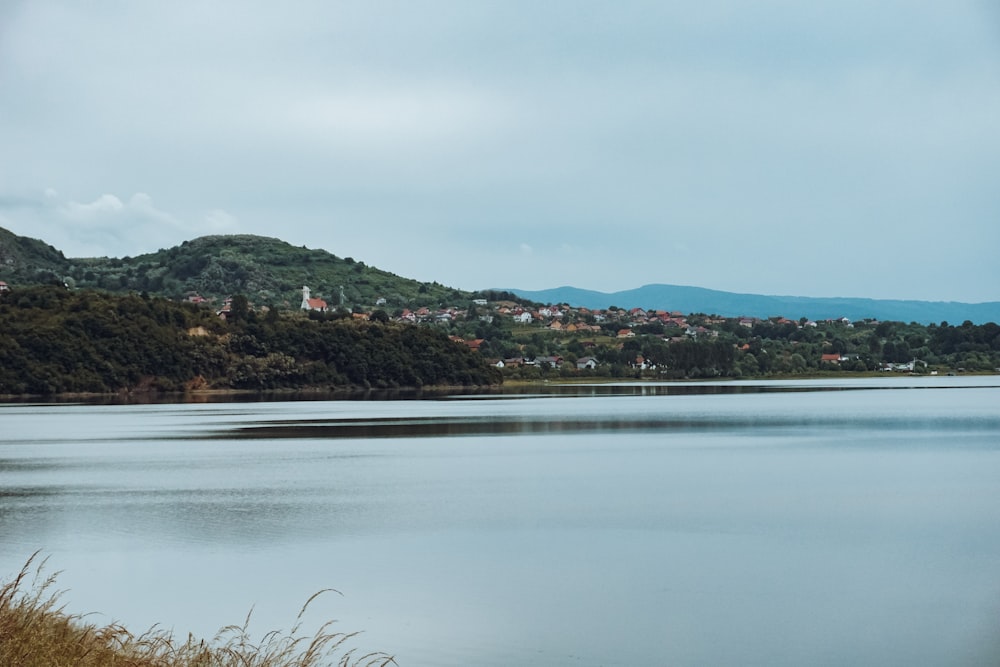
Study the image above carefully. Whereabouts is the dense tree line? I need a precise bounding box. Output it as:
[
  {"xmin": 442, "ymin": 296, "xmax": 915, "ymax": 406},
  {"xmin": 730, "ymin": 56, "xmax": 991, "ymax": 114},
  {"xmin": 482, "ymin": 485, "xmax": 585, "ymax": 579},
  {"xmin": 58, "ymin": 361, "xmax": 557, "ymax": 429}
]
[{"xmin": 0, "ymin": 287, "xmax": 501, "ymax": 395}]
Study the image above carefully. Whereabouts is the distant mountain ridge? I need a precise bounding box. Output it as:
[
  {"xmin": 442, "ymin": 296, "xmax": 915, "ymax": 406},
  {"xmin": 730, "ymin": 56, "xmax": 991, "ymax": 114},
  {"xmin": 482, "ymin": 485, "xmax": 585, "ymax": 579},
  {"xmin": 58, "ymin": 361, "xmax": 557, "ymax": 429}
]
[{"xmin": 507, "ymin": 284, "xmax": 1000, "ymax": 325}]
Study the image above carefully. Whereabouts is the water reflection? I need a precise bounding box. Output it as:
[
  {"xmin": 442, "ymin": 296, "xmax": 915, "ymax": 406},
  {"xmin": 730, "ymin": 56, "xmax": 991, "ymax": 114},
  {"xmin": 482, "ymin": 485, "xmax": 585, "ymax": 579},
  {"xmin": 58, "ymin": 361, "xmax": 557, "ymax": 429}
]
[{"xmin": 214, "ymin": 411, "xmax": 1000, "ymax": 441}]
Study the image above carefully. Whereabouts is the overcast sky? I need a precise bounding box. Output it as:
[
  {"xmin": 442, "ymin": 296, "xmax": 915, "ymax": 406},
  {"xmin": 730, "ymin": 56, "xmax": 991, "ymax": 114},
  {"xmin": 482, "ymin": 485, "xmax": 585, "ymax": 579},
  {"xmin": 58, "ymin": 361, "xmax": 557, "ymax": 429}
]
[{"xmin": 1, "ymin": 2, "xmax": 998, "ymax": 302}]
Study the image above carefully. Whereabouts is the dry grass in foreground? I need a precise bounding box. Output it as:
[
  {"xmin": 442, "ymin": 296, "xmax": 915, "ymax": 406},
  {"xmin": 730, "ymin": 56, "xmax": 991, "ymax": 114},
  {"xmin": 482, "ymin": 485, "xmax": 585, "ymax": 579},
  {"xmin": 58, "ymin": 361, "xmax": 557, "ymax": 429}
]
[{"xmin": 0, "ymin": 552, "xmax": 396, "ymax": 667}]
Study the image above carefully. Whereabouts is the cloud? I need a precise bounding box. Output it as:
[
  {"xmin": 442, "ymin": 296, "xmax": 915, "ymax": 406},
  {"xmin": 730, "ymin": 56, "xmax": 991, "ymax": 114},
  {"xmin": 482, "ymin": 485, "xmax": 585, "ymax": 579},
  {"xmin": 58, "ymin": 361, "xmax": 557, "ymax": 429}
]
[
  {"xmin": 59, "ymin": 193, "xmax": 126, "ymax": 220},
  {"xmin": 0, "ymin": 190, "xmax": 240, "ymax": 258},
  {"xmin": 46, "ymin": 190, "xmax": 178, "ymax": 225}
]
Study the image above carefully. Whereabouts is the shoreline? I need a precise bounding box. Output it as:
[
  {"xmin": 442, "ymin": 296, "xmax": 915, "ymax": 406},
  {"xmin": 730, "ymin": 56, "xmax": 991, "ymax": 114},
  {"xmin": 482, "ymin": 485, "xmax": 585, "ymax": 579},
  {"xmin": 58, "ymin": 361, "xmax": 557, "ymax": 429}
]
[{"xmin": 2, "ymin": 371, "xmax": 996, "ymax": 404}]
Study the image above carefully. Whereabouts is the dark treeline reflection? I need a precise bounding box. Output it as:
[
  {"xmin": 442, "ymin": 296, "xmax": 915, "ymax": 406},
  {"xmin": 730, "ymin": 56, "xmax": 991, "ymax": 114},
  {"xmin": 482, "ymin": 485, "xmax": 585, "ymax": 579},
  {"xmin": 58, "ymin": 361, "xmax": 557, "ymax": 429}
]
[{"xmin": 215, "ymin": 413, "xmax": 1000, "ymax": 441}]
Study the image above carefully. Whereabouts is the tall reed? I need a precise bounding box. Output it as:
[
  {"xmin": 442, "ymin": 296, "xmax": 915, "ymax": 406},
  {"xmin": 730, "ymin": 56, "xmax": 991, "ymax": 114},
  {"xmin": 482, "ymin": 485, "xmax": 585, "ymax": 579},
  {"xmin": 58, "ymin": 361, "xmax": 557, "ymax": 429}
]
[{"xmin": 0, "ymin": 552, "xmax": 396, "ymax": 667}]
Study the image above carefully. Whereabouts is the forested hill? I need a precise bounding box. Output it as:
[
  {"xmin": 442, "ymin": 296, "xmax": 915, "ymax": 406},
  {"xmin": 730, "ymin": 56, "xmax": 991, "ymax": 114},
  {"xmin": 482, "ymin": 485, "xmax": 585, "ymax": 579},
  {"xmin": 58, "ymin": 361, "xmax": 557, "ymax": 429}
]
[
  {"xmin": 0, "ymin": 228, "xmax": 475, "ymax": 310},
  {"xmin": 0, "ymin": 286, "xmax": 501, "ymax": 395}
]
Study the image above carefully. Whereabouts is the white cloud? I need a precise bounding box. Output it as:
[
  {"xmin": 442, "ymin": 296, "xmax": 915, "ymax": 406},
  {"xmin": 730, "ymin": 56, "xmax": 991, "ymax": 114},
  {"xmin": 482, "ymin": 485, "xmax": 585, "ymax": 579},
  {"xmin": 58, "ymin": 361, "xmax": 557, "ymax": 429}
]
[
  {"xmin": 51, "ymin": 192, "xmax": 188, "ymax": 240},
  {"xmin": 0, "ymin": 190, "xmax": 240, "ymax": 258},
  {"xmin": 59, "ymin": 193, "xmax": 125, "ymax": 220}
]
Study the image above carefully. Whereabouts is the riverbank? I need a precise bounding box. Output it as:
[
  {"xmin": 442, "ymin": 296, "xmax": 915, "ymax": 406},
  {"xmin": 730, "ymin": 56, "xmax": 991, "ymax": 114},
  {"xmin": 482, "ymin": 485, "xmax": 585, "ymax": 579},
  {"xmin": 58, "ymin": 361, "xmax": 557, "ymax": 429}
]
[{"xmin": 2, "ymin": 370, "xmax": 996, "ymax": 403}]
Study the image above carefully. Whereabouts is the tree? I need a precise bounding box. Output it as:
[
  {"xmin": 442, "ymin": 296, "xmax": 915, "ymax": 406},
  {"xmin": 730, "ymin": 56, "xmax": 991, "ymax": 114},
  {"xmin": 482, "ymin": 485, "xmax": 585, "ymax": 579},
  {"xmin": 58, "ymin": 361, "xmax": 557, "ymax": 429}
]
[{"xmin": 229, "ymin": 294, "xmax": 250, "ymax": 322}]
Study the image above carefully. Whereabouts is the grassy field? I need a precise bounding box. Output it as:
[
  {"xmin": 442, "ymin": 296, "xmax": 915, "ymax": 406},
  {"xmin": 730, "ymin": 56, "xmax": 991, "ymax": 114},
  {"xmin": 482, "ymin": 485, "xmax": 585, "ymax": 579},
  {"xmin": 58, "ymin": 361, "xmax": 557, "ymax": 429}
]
[{"xmin": 0, "ymin": 553, "xmax": 395, "ymax": 667}]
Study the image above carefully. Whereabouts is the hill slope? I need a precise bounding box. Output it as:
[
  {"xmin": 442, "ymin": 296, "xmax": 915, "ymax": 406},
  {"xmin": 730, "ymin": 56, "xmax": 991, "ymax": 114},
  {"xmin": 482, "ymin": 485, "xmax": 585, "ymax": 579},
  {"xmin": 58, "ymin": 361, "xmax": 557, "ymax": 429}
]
[
  {"xmin": 507, "ymin": 284, "xmax": 1000, "ymax": 325},
  {"xmin": 0, "ymin": 226, "xmax": 69, "ymax": 284},
  {"xmin": 0, "ymin": 227, "xmax": 474, "ymax": 310}
]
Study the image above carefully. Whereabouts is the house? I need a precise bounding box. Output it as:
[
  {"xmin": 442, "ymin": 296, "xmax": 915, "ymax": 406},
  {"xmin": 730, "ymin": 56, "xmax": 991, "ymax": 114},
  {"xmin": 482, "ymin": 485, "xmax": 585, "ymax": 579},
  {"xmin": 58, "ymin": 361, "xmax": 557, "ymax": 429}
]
[
  {"xmin": 300, "ymin": 286, "xmax": 328, "ymax": 312},
  {"xmin": 617, "ymin": 328, "xmax": 635, "ymax": 338},
  {"xmin": 576, "ymin": 356, "xmax": 598, "ymax": 370},
  {"xmin": 534, "ymin": 355, "xmax": 563, "ymax": 368},
  {"xmin": 820, "ymin": 353, "xmax": 841, "ymax": 364},
  {"xmin": 631, "ymin": 355, "xmax": 653, "ymax": 370},
  {"xmin": 472, "ymin": 299, "xmax": 488, "ymax": 306},
  {"xmin": 514, "ymin": 311, "xmax": 533, "ymax": 324},
  {"xmin": 466, "ymin": 339, "xmax": 485, "ymax": 351},
  {"xmin": 686, "ymin": 325, "xmax": 713, "ymax": 338},
  {"xmin": 0, "ymin": 281, "xmax": 8, "ymax": 293}
]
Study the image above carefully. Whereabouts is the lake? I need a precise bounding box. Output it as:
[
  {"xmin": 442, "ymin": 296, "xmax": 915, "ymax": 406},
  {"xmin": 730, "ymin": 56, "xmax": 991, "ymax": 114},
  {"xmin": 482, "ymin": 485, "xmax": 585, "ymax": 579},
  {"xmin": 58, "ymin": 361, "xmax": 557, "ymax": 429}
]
[{"xmin": 2, "ymin": 377, "xmax": 999, "ymax": 666}]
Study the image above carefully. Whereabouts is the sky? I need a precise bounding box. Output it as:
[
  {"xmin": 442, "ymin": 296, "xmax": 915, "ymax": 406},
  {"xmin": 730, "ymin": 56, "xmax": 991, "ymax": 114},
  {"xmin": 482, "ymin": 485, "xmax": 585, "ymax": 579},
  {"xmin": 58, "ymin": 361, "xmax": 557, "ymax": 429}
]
[{"xmin": 1, "ymin": 1, "xmax": 999, "ymax": 303}]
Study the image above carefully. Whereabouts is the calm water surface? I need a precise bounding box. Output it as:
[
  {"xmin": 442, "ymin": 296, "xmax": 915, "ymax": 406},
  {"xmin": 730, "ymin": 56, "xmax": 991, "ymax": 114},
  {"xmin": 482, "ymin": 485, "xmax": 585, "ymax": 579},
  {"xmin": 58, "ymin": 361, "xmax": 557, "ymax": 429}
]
[{"xmin": 2, "ymin": 377, "xmax": 999, "ymax": 666}]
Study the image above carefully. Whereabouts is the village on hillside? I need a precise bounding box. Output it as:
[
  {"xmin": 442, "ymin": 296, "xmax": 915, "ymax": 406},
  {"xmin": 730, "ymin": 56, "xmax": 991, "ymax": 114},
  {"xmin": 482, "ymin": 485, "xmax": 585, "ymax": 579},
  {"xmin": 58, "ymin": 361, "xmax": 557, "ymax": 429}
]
[
  {"xmin": 276, "ymin": 286, "xmax": 964, "ymax": 377},
  {"xmin": 2, "ymin": 278, "xmax": 993, "ymax": 378}
]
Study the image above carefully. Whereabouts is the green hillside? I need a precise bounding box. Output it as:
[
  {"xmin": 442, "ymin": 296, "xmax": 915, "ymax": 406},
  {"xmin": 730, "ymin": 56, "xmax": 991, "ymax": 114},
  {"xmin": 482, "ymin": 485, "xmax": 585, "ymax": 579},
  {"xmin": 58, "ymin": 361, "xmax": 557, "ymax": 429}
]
[
  {"xmin": 0, "ymin": 226, "xmax": 69, "ymax": 284},
  {"xmin": 0, "ymin": 227, "xmax": 475, "ymax": 310}
]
